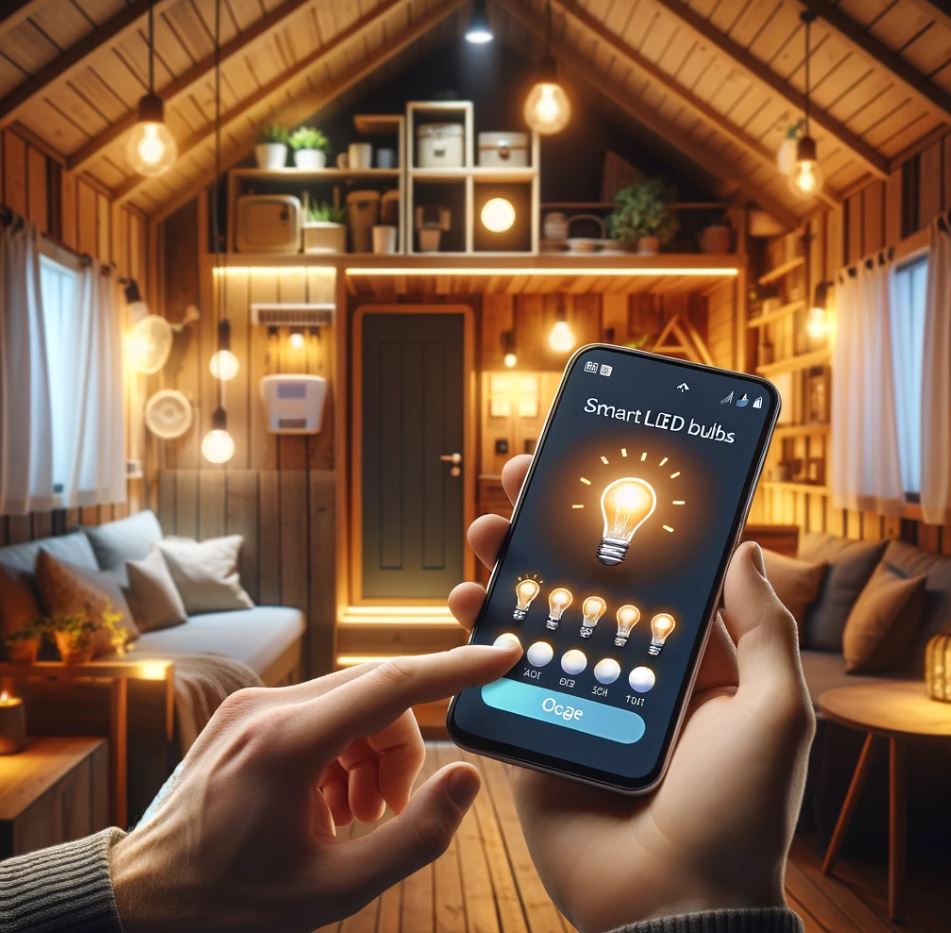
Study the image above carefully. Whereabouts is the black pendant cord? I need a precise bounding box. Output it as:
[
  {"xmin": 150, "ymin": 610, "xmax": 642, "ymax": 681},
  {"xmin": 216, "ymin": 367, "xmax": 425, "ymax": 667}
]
[
  {"xmin": 147, "ymin": 2, "xmax": 154, "ymax": 96},
  {"xmin": 213, "ymin": 0, "xmax": 224, "ymax": 415},
  {"xmin": 545, "ymin": 0, "xmax": 552, "ymax": 56},
  {"xmin": 804, "ymin": 15, "xmax": 811, "ymax": 136}
]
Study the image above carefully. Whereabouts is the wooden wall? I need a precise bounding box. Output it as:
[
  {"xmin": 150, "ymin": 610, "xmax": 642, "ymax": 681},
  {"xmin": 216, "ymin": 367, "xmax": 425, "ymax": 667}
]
[
  {"xmin": 752, "ymin": 131, "xmax": 951, "ymax": 560},
  {"xmin": 0, "ymin": 126, "xmax": 149, "ymax": 546}
]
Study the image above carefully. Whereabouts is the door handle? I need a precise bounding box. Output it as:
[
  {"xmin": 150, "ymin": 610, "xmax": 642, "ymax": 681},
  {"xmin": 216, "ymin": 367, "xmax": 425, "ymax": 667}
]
[{"xmin": 440, "ymin": 453, "xmax": 462, "ymax": 464}]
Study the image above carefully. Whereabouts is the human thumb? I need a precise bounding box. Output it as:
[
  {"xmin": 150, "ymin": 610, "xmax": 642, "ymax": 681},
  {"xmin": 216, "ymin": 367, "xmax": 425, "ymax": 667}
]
[{"xmin": 338, "ymin": 763, "xmax": 480, "ymax": 900}]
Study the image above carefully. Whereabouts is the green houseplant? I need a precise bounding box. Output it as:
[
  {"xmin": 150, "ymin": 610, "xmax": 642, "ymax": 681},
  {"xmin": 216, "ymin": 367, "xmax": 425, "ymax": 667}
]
[
  {"xmin": 302, "ymin": 198, "xmax": 347, "ymax": 254},
  {"xmin": 4, "ymin": 620, "xmax": 46, "ymax": 664},
  {"xmin": 289, "ymin": 127, "xmax": 329, "ymax": 169},
  {"xmin": 255, "ymin": 123, "xmax": 290, "ymax": 169},
  {"xmin": 47, "ymin": 604, "xmax": 126, "ymax": 665},
  {"xmin": 608, "ymin": 179, "xmax": 678, "ymax": 255}
]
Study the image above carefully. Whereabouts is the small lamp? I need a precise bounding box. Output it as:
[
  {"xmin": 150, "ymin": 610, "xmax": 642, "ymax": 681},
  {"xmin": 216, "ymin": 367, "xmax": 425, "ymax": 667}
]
[
  {"xmin": 806, "ymin": 280, "xmax": 831, "ymax": 340},
  {"xmin": 0, "ymin": 691, "xmax": 26, "ymax": 755},
  {"xmin": 925, "ymin": 633, "xmax": 951, "ymax": 702}
]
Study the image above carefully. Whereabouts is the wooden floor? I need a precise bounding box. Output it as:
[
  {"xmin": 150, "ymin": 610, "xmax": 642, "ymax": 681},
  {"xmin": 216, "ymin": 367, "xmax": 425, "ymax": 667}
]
[{"xmin": 317, "ymin": 743, "xmax": 948, "ymax": 933}]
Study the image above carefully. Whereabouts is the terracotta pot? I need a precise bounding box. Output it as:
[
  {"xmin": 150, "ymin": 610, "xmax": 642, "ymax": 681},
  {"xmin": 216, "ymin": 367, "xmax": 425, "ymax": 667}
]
[
  {"xmin": 54, "ymin": 632, "xmax": 93, "ymax": 665},
  {"xmin": 6, "ymin": 639, "xmax": 38, "ymax": 664},
  {"xmin": 637, "ymin": 235, "xmax": 660, "ymax": 255},
  {"xmin": 700, "ymin": 224, "xmax": 731, "ymax": 254}
]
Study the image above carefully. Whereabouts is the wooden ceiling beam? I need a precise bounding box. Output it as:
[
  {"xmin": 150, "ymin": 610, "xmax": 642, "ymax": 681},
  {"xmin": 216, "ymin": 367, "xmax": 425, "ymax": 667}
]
[
  {"xmin": 800, "ymin": 0, "xmax": 951, "ymax": 119},
  {"xmin": 905, "ymin": 0, "xmax": 951, "ymax": 36},
  {"xmin": 497, "ymin": 0, "xmax": 801, "ymax": 230},
  {"xmin": 552, "ymin": 0, "xmax": 837, "ymax": 207},
  {"xmin": 0, "ymin": 0, "xmax": 179, "ymax": 129},
  {"xmin": 649, "ymin": 0, "xmax": 889, "ymax": 178},
  {"xmin": 0, "ymin": 0, "xmax": 46, "ymax": 42},
  {"xmin": 67, "ymin": 0, "xmax": 319, "ymax": 173},
  {"xmin": 144, "ymin": 0, "xmax": 466, "ymax": 220}
]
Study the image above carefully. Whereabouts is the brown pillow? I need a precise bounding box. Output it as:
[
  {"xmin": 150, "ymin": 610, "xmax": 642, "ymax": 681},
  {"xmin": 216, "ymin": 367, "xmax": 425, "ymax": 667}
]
[
  {"xmin": 762, "ymin": 549, "xmax": 826, "ymax": 639},
  {"xmin": 843, "ymin": 562, "xmax": 927, "ymax": 673},
  {"xmin": 0, "ymin": 567, "xmax": 42, "ymax": 638},
  {"xmin": 35, "ymin": 550, "xmax": 138, "ymax": 657},
  {"xmin": 125, "ymin": 547, "xmax": 187, "ymax": 634}
]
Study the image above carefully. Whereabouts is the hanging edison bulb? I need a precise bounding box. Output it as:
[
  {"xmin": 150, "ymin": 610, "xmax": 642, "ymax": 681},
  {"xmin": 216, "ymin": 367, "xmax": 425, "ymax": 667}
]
[
  {"xmin": 524, "ymin": 74, "xmax": 571, "ymax": 135},
  {"xmin": 209, "ymin": 320, "xmax": 238, "ymax": 381},
  {"xmin": 201, "ymin": 407, "xmax": 235, "ymax": 464},
  {"xmin": 127, "ymin": 94, "xmax": 177, "ymax": 177},
  {"xmin": 790, "ymin": 135, "xmax": 822, "ymax": 198}
]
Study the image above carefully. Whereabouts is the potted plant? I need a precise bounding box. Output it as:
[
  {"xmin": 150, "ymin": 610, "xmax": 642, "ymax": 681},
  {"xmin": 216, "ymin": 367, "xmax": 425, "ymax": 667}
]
[
  {"xmin": 608, "ymin": 179, "xmax": 678, "ymax": 255},
  {"xmin": 302, "ymin": 199, "xmax": 347, "ymax": 254},
  {"xmin": 48, "ymin": 605, "xmax": 124, "ymax": 665},
  {"xmin": 4, "ymin": 620, "xmax": 45, "ymax": 664},
  {"xmin": 700, "ymin": 210, "xmax": 732, "ymax": 254},
  {"xmin": 289, "ymin": 126, "xmax": 329, "ymax": 170},
  {"xmin": 255, "ymin": 123, "xmax": 289, "ymax": 169}
]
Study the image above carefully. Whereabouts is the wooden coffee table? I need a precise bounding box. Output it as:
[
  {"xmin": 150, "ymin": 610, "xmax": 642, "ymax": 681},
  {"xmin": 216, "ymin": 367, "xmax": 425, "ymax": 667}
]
[{"xmin": 818, "ymin": 682, "xmax": 951, "ymax": 922}]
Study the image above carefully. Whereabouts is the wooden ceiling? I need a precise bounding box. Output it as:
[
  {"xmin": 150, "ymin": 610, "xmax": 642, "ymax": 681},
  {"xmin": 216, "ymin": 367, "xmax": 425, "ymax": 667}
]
[{"xmin": 2, "ymin": 0, "xmax": 949, "ymax": 225}]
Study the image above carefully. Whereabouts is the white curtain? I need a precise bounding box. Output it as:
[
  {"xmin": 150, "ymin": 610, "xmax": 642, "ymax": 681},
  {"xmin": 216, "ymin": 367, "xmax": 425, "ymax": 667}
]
[
  {"xmin": 830, "ymin": 258, "xmax": 905, "ymax": 514},
  {"xmin": 0, "ymin": 221, "xmax": 54, "ymax": 514},
  {"xmin": 51, "ymin": 264, "xmax": 126, "ymax": 508},
  {"xmin": 920, "ymin": 218, "xmax": 951, "ymax": 523}
]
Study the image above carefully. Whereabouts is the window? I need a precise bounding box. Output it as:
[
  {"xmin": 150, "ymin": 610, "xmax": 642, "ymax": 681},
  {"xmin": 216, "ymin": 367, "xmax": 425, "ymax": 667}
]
[
  {"xmin": 39, "ymin": 254, "xmax": 80, "ymax": 497},
  {"xmin": 889, "ymin": 255, "xmax": 928, "ymax": 496}
]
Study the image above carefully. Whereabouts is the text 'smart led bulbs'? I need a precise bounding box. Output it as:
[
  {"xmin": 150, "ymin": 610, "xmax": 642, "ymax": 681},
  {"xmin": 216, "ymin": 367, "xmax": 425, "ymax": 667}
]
[
  {"xmin": 649, "ymin": 612, "xmax": 676, "ymax": 656},
  {"xmin": 614, "ymin": 604, "xmax": 640, "ymax": 647},
  {"xmin": 545, "ymin": 587, "xmax": 573, "ymax": 631},
  {"xmin": 579, "ymin": 596, "xmax": 606, "ymax": 639},
  {"xmin": 597, "ymin": 477, "xmax": 657, "ymax": 566},
  {"xmin": 513, "ymin": 577, "xmax": 540, "ymax": 621}
]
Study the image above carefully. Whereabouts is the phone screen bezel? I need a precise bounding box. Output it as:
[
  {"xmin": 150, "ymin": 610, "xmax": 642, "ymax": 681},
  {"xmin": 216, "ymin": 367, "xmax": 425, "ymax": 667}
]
[{"xmin": 447, "ymin": 343, "xmax": 781, "ymax": 793}]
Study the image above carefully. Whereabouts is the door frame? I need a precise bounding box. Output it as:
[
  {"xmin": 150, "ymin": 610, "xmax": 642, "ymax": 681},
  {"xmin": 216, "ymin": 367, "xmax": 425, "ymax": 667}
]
[{"xmin": 350, "ymin": 303, "xmax": 476, "ymax": 606}]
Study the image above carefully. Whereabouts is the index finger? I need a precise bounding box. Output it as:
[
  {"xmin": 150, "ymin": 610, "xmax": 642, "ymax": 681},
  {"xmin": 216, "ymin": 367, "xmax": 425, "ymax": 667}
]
[{"xmin": 282, "ymin": 643, "xmax": 521, "ymax": 772}]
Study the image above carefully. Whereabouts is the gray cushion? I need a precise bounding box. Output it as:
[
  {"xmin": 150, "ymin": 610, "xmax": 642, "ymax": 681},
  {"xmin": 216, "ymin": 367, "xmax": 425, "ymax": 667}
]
[
  {"xmin": 880, "ymin": 539, "xmax": 951, "ymax": 672},
  {"xmin": 82, "ymin": 510, "xmax": 163, "ymax": 569},
  {"xmin": 798, "ymin": 533, "xmax": 887, "ymax": 651},
  {"xmin": 799, "ymin": 649, "xmax": 912, "ymax": 706},
  {"xmin": 132, "ymin": 607, "xmax": 304, "ymax": 678},
  {"xmin": 0, "ymin": 532, "xmax": 98, "ymax": 584}
]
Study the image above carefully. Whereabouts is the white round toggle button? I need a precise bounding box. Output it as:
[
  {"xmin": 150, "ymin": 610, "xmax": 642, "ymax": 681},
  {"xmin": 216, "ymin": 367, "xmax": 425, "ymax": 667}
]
[
  {"xmin": 526, "ymin": 641, "xmax": 554, "ymax": 667},
  {"xmin": 561, "ymin": 649, "xmax": 587, "ymax": 676},
  {"xmin": 493, "ymin": 633, "xmax": 522, "ymax": 651},
  {"xmin": 628, "ymin": 666, "xmax": 656, "ymax": 693},
  {"xmin": 593, "ymin": 658, "xmax": 621, "ymax": 685}
]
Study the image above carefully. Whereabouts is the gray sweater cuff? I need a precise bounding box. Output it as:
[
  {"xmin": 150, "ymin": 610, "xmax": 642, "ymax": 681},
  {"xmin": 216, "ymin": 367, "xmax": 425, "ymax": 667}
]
[
  {"xmin": 608, "ymin": 907, "xmax": 804, "ymax": 933},
  {"xmin": 0, "ymin": 827, "xmax": 126, "ymax": 932}
]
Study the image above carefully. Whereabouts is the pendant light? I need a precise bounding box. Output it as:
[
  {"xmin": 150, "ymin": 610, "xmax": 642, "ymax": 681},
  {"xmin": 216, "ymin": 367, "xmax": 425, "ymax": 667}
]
[
  {"xmin": 524, "ymin": 0, "xmax": 571, "ymax": 136},
  {"xmin": 501, "ymin": 329, "xmax": 517, "ymax": 368},
  {"xmin": 548, "ymin": 297, "xmax": 575, "ymax": 352},
  {"xmin": 465, "ymin": 0, "xmax": 493, "ymax": 44},
  {"xmin": 791, "ymin": 11, "xmax": 822, "ymax": 198},
  {"xmin": 127, "ymin": 2, "xmax": 177, "ymax": 177},
  {"xmin": 202, "ymin": 0, "xmax": 235, "ymax": 465},
  {"xmin": 807, "ymin": 280, "xmax": 831, "ymax": 340}
]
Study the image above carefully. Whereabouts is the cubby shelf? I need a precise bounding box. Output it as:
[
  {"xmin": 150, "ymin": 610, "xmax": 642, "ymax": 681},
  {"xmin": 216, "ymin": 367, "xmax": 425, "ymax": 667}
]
[{"xmin": 230, "ymin": 167, "xmax": 401, "ymax": 181}]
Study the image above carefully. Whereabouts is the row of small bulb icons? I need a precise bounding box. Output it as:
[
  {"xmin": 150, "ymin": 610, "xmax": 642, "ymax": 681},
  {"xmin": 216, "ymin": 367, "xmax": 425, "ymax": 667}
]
[
  {"xmin": 514, "ymin": 579, "xmax": 676, "ymax": 655},
  {"xmin": 494, "ymin": 633, "xmax": 656, "ymax": 692}
]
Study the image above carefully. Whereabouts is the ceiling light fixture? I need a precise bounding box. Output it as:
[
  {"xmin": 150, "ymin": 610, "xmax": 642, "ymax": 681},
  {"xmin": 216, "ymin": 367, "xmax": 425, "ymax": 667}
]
[
  {"xmin": 791, "ymin": 11, "xmax": 822, "ymax": 198},
  {"xmin": 465, "ymin": 0, "xmax": 493, "ymax": 44},
  {"xmin": 127, "ymin": 2, "xmax": 177, "ymax": 177},
  {"xmin": 524, "ymin": 0, "xmax": 571, "ymax": 135}
]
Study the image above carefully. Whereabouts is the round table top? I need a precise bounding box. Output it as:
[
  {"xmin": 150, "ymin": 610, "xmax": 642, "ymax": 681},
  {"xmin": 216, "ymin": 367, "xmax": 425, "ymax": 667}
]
[{"xmin": 819, "ymin": 682, "xmax": 951, "ymax": 738}]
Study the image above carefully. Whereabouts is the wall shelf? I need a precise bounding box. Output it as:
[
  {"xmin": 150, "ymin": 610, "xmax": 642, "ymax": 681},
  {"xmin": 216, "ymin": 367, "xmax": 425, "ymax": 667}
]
[
  {"xmin": 747, "ymin": 299, "xmax": 806, "ymax": 328},
  {"xmin": 761, "ymin": 481, "xmax": 830, "ymax": 495},
  {"xmin": 758, "ymin": 256, "xmax": 804, "ymax": 286},
  {"xmin": 772, "ymin": 422, "xmax": 830, "ymax": 440},
  {"xmin": 756, "ymin": 348, "xmax": 831, "ymax": 376}
]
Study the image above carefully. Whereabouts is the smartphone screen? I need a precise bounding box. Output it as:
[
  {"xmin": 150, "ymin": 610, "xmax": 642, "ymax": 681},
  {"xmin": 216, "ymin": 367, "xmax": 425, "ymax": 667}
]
[{"xmin": 448, "ymin": 345, "xmax": 779, "ymax": 792}]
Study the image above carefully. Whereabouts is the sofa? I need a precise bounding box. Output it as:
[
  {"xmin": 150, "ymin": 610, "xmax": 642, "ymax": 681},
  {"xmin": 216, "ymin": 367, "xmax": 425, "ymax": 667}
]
[{"xmin": 0, "ymin": 510, "xmax": 305, "ymax": 818}]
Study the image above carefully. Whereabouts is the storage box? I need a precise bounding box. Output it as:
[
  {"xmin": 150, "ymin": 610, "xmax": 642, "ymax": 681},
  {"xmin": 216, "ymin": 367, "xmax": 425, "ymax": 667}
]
[
  {"xmin": 478, "ymin": 131, "xmax": 529, "ymax": 167},
  {"xmin": 235, "ymin": 195, "xmax": 301, "ymax": 253},
  {"xmin": 416, "ymin": 123, "xmax": 464, "ymax": 168}
]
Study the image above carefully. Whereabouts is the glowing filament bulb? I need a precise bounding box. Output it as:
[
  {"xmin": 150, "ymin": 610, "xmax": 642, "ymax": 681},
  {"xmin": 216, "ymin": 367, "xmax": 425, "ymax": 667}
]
[
  {"xmin": 649, "ymin": 612, "xmax": 676, "ymax": 656},
  {"xmin": 597, "ymin": 477, "xmax": 657, "ymax": 566},
  {"xmin": 513, "ymin": 577, "xmax": 541, "ymax": 621},
  {"xmin": 524, "ymin": 82, "xmax": 571, "ymax": 135},
  {"xmin": 545, "ymin": 587, "xmax": 573, "ymax": 631},
  {"xmin": 579, "ymin": 596, "xmax": 606, "ymax": 639},
  {"xmin": 614, "ymin": 604, "xmax": 640, "ymax": 647}
]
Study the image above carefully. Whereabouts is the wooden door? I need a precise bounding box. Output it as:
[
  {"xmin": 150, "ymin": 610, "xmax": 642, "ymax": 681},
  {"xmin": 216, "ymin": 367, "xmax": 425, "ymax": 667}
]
[{"xmin": 357, "ymin": 310, "xmax": 468, "ymax": 599}]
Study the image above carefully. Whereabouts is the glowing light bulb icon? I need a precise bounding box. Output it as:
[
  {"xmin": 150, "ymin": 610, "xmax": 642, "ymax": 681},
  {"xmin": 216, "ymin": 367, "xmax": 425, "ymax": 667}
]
[
  {"xmin": 614, "ymin": 604, "xmax": 640, "ymax": 648},
  {"xmin": 545, "ymin": 587, "xmax": 573, "ymax": 631},
  {"xmin": 579, "ymin": 596, "xmax": 606, "ymax": 639},
  {"xmin": 513, "ymin": 577, "xmax": 541, "ymax": 621},
  {"xmin": 649, "ymin": 612, "xmax": 676, "ymax": 656},
  {"xmin": 597, "ymin": 477, "xmax": 657, "ymax": 566}
]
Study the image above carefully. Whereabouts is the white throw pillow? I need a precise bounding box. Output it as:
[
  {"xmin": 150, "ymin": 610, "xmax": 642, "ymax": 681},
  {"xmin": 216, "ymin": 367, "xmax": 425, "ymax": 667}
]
[
  {"xmin": 157, "ymin": 535, "xmax": 254, "ymax": 614},
  {"xmin": 126, "ymin": 546, "xmax": 188, "ymax": 633}
]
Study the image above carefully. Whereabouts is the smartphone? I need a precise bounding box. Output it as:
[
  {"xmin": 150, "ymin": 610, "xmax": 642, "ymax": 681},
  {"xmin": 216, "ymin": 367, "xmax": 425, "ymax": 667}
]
[{"xmin": 448, "ymin": 344, "xmax": 780, "ymax": 793}]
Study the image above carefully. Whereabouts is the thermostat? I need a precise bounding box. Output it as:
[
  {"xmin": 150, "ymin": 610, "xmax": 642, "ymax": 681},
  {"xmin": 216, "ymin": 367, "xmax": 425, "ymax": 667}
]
[{"xmin": 260, "ymin": 374, "xmax": 328, "ymax": 434}]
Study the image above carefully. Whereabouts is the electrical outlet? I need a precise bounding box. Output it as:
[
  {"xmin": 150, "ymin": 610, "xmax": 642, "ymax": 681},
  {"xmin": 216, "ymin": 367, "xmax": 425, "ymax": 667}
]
[{"xmin": 495, "ymin": 439, "xmax": 509, "ymax": 454}]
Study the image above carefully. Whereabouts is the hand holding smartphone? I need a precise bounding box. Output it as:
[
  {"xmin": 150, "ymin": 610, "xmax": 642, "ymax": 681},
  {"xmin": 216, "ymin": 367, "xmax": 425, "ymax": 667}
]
[{"xmin": 448, "ymin": 345, "xmax": 780, "ymax": 793}]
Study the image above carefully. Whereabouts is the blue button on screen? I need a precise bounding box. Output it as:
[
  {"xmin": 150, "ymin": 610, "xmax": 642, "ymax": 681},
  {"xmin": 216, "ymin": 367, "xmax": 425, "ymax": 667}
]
[{"xmin": 481, "ymin": 679, "xmax": 645, "ymax": 744}]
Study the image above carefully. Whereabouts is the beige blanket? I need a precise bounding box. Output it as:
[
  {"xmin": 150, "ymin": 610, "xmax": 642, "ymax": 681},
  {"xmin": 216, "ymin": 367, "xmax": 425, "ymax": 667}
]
[{"xmin": 169, "ymin": 653, "xmax": 263, "ymax": 753}]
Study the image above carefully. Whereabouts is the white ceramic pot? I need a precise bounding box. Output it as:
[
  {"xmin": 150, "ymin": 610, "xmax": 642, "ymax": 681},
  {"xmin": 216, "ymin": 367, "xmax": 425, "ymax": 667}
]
[
  {"xmin": 372, "ymin": 225, "xmax": 398, "ymax": 254},
  {"xmin": 255, "ymin": 143, "xmax": 288, "ymax": 169},
  {"xmin": 700, "ymin": 225, "xmax": 731, "ymax": 254},
  {"xmin": 302, "ymin": 222, "xmax": 345, "ymax": 254},
  {"xmin": 348, "ymin": 143, "xmax": 373, "ymax": 169},
  {"xmin": 293, "ymin": 149, "xmax": 326, "ymax": 170},
  {"xmin": 637, "ymin": 235, "xmax": 660, "ymax": 255},
  {"xmin": 418, "ymin": 227, "xmax": 442, "ymax": 252}
]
